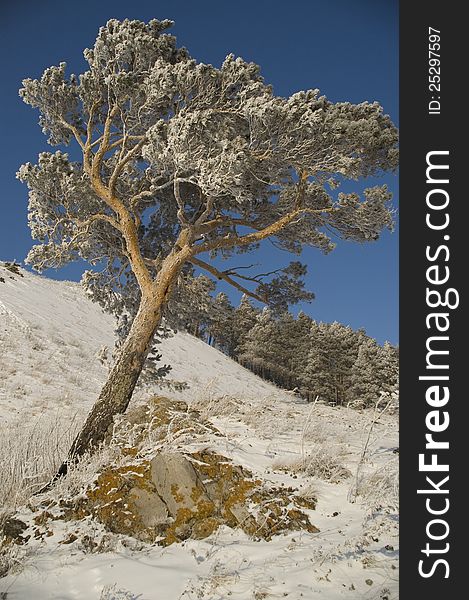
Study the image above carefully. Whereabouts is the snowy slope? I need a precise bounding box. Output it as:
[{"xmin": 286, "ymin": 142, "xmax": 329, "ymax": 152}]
[
  {"xmin": 0, "ymin": 264, "xmax": 290, "ymax": 426},
  {"xmin": 0, "ymin": 263, "xmax": 399, "ymax": 600}
]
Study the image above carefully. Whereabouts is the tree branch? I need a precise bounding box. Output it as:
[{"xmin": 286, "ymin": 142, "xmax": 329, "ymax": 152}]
[
  {"xmin": 86, "ymin": 104, "xmax": 152, "ymax": 291},
  {"xmin": 173, "ymin": 177, "xmax": 190, "ymax": 225},
  {"xmin": 129, "ymin": 177, "xmax": 198, "ymax": 210},
  {"xmin": 63, "ymin": 213, "xmax": 122, "ymax": 247},
  {"xmin": 89, "ymin": 131, "xmax": 128, "ymax": 149},
  {"xmin": 295, "ymin": 170, "xmax": 309, "ymax": 209},
  {"xmin": 194, "ymin": 196, "xmax": 214, "ymax": 226},
  {"xmin": 59, "ymin": 119, "xmax": 85, "ymax": 151},
  {"xmin": 195, "ymin": 215, "xmax": 264, "ymax": 236},
  {"xmin": 189, "ymin": 257, "xmax": 266, "ymax": 304},
  {"xmin": 83, "ymin": 101, "xmax": 100, "ymax": 171},
  {"xmin": 49, "ymin": 213, "xmax": 121, "ymax": 241},
  {"xmin": 91, "ymin": 104, "xmax": 120, "ymax": 178},
  {"xmin": 223, "ymin": 266, "xmax": 283, "ymax": 283},
  {"xmin": 109, "ymin": 137, "xmax": 147, "ymax": 196},
  {"xmin": 194, "ymin": 206, "xmax": 337, "ymax": 255},
  {"xmin": 77, "ymin": 213, "xmax": 121, "ymax": 232},
  {"xmin": 222, "ymin": 263, "xmax": 258, "ymax": 272}
]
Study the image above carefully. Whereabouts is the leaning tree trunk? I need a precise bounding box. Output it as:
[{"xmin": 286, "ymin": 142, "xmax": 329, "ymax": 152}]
[
  {"xmin": 46, "ymin": 293, "xmax": 165, "ymax": 484},
  {"xmin": 40, "ymin": 250, "xmax": 193, "ymax": 490},
  {"xmin": 50, "ymin": 296, "xmax": 163, "ymax": 485},
  {"xmin": 68, "ymin": 294, "xmax": 163, "ymax": 460}
]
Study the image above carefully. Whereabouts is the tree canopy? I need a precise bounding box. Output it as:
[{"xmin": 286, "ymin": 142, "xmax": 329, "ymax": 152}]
[{"xmin": 18, "ymin": 18, "xmax": 398, "ymax": 324}]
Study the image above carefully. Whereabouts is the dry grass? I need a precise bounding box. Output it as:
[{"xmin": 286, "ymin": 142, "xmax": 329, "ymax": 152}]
[
  {"xmin": 354, "ymin": 457, "xmax": 399, "ymax": 510},
  {"xmin": 0, "ymin": 413, "xmax": 80, "ymax": 524},
  {"xmin": 100, "ymin": 583, "xmax": 139, "ymax": 600},
  {"xmin": 274, "ymin": 445, "xmax": 351, "ymax": 484},
  {"xmin": 190, "ymin": 379, "xmax": 244, "ymax": 420}
]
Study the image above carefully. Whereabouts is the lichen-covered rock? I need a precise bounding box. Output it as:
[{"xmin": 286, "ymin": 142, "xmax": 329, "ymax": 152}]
[
  {"xmin": 37, "ymin": 399, "xmax": 319, "ymax": 545},
  {"xmin": 83, "ymin": 463, "xmax": 156, "ymax": 541},
  {"xmin": 150, "ymin": 453, "xmax": 207, "ymax": 516},
  {"xmin": 129, "ymin": 487, "xmax": 168, "ymax": 530},
  {"xmin": 56, "ymin": 449, "xmax": 319, "ymax": 545}
]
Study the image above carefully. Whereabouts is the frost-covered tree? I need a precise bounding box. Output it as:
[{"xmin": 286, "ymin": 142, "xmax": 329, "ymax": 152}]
[
  {"xmin": 325, "ymin": 322, "xmax": 362, "ymax": 404},
  {"xmin": 301, "ymin": 322, "xmax": 367, "ymax": 404},
  {"xmin": 238, "ymin": 309, "xmax": 300, "ymax": 388},
  {"xmin": 304, "ymin": 322, "xmax": 337, "ymax": 403},
  {"xmin": 168, "ymin": 274, "xmax": 216, "ymax": 337},
  {"xmin": 272, "ymin": 311, "xmax": 304, "ymax": 388},
  {"xmin": 207, "ymin": 292, "xmax": 235, "ymax": 352},
  {"xmin": 235, "ymin": 310, "xmax": 398, "ymax": 405},
  {"xmin": 289, "ymin": 311, "xmax": 314, "ymax": 378},
  {"xmin": 238, "ymin": 308, "xmax": 281, "ymax": 382},
  {"xmin": 18, "ymin": 19, "xmax": 398, "ymax": 463},
  {"xmin": 231, "ymin": 295, "xmax": 260, "ymax": 358},
  {"xmin": 377, "ymin": 341, "xmax": 399, "ymax": 400},
  {"xmin": 349, "ymin": 337, "xmax": 383, "ymax": 407}
]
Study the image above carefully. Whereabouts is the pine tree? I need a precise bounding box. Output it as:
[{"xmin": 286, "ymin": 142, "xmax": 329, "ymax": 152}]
[
  {"xmin": 304, "ymin": 322, "xmax": 337, "ymax": 403},
  {"xmin": 238, "ymin": 308, "xmax": 288, "ymax": 384},
  {"xmin": 349, "ymin": 337, "xmax": 383, "ymax": 407},
  {"xmin": 377, "ymin": 341, "xmax": 399, "ymax": 400},
  {"xmin": 272, "ymin": 312, "xmax": 301, "ymax": 388},
  {"xmin": 325, "ymin": 323, "xmax": 365, "ymax": 405},
  {"xmin": 231, "ymin": 295, "xmax": 260, "ymax": 358},
  {"xmin": 168, "ymin": 274, "xmax": 216, "ymax": 337},
  {"xmin": 233, "ymin": 306, "xmax": 398, "ymax": 407},
  {"xmin": 18, "ymin": 18, "xmax": 398, "ymax": 462},
  {"xmin": 208, "ymin": 292, "xmax": 235, "ymax": 353},
  {"xmin": 287, "ymin": 311, "xmax": 314, "ymax": 390}
]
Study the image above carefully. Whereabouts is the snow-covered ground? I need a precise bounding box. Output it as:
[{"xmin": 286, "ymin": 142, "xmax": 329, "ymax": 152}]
[
  {"xmin": 0, "ymin": 264, "xmax": 399, "ymax": 599},
  {"xmin": 0, "ymin": 264, "xmax": 298, "ymax": 426}
]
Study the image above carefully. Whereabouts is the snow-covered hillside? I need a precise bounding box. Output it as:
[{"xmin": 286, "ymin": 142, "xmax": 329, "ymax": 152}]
[
  {"xmin": 0, "ymin": 263, "xmax": 399, "ymax": 599},
  {"xmin": 0, "ymin": 264, "xmax": 291, "ymax": 426}
]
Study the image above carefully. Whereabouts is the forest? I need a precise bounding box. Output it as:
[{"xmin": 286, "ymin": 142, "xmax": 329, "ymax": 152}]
[{"xmin": 172, "ymin": 277, "xmax": 399, "ymax": 407}]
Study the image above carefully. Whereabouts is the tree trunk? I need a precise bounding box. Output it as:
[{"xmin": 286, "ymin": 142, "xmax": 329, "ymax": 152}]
[
  {"xmin": 45, "ymin": 294, "xmax": 163, "ymax": 486},
  {"xmin": 68, "ymin": 294, "xmax": 163, "ymax": 461},
  {"xmin": 41, "ymin": 246, "xmax": 195, "ymax": 489}
]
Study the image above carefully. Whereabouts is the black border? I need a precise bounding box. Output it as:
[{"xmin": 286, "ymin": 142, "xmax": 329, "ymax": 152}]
[{"xmin": 400, "ymin": 3, "xmax": 463, "ymax": 596}]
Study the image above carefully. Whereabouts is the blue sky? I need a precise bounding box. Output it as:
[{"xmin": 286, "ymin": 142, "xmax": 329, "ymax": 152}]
[{"xmin": 0, "ymin": 0, "xmax": 398, "ymax": 344}]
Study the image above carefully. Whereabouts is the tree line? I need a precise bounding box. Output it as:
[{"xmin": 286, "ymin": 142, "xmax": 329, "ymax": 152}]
[{"xmin": 176, "ymin": 280, "xmax": 399, "ymax": 408}]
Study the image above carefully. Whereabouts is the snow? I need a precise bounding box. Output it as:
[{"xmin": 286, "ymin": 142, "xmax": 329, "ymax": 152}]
[
  {"xmin": 0, "ymin": 264, "xmax": 399, "ymax": 599},
  {"xmin": 0, "ymin": 265, "xmax": 293, "ymax": 426}
]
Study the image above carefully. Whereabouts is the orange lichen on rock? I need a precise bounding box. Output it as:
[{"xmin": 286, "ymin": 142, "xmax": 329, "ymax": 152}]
[{"xmin": 32, "ymin": 400, "xmax": 320, "ymax": 546}]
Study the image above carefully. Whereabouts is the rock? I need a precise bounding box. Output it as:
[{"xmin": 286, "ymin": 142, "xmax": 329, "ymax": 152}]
[
  {"xmin": 129, "ymin": 487, "xmax": 169, "ymax": 529},
  {"xmin": 191, "ymin": 517, "xmax": 222, "ymax": 539},
  {"xmin": 227, "ymin": 501, "xmax": 252, "ymax": 525},
  {"xmin": 85, "ymin": 449, "xmax": 319, "ymax": 544},
  {"xmin": 149, "ymin": 453, "xmax": 207, "ymax": 516},
  {"xmin": 64, "ymin": 399, "xmax": 320, "ymax": 546},
  {"xmin": 2, "ymin": 518, "xmax": 27, "ymax": 540}
]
